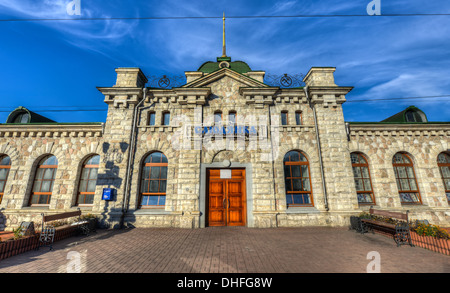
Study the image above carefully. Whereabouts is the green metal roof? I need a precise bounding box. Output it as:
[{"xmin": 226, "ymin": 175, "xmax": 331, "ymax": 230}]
[
  {"xmin": 380, "ymin": 106, "xmax": 428, "ymax": 123},
  {"xmin": 197, "ymin": 57, "xmax": 252, "ymax": 74},
  {"xmin": 5, "ymin": 106, "xmax": 56, "ymax": 124}
]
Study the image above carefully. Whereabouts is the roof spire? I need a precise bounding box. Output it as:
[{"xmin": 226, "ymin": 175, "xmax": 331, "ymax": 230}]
[{"xmin": 222, "ymin": 12, "xmax": 226, "ymax": 57}]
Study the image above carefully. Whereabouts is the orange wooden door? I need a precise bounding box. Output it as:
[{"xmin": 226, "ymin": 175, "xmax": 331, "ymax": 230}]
[{"xmin": 207, "ymin": 169, "xmax": 246, "ymax": 226}]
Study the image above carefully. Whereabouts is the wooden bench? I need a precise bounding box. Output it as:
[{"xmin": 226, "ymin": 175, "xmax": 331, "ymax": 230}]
[
  {"xmin": 38, "ymin": 208, "xmax": 89, "ymax": 250},
  {"xmin": 360, "ymin": 206, "xmax": 414, "ymax": 247}
]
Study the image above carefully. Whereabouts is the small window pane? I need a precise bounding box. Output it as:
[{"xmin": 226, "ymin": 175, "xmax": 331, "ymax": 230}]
[
  {"xmin": 292, "ymin": 179, "xmax": 301, "ymax": 191},
  {"xmin": 86, "ymin": 155, "xmax": 100, "ymax": 165},
  {"xmin": 79, "ymin": 180, "xmax": 87, "ymax": 192},
  {"xmin": 141, "ymin": 180, "xmax": 149, "ymax": 193},
  {"xmin": 406, "ymin": 167, "xmax": 414, "ymax": 178},
  {"xmin": 302, "ymin": 178, "xmax": 310, "ymax": 191},
  {"xmin": 409, "ymin": 179, "xmax": 417, "ymax": 190},
  {"xmin": 0, "ymin": 169, "xmax": 8, "ymax": 180},
  {"xmin": 301, "ymin": 165, "xmax": 309, "ymax": 177},
  {"xmin": 438, "ymin": 153, "xmax": 448, "ymax": 163},
  {"xmin": 159, "ymin": 196, "xmax": 166, "ymax": 206},
  {"xmin": 295, "ymin": 112, "xmax": 301, "ymax": 125},
  {"xmin": 358, "ymin": 193, "xmax": 373, "ymax": 203},
  {"xmin": 289, "ymin": 151, "xmax": 299, "ymax": 162},
  {"xmin": 441, "ymin": 166, "xmax": 450, "ymax": 178},
  {"xmin": 42, "ymin": 156, "xmax": 58, "ymax": 166},
  {"xmin": 445, "ymin": 179, "xmax": 450, "ymax": 190},
  {"xmin": 400, "ymin": 179, "xmax": 410, "ymax": 191},
  {"xmin": 285, "ymin": 179, "xmax": 292, "ymax": 192},
  {"xmin": 148, "ymin": 113, "xmax": 156, "ymax": 126},
  {"xmin": 150, "ymin": 167, "xmax": 160, "ymax": 179},
  {"xmin": 143, "ymin": 166, "xmax": 150, "ymax": 179},
  {"xmin": 286, "ymin": 195, "xmax": 293, "ymax": 205},
  {"xmin": 363, "ymin": 179, "xmax": 372, "ymax": 191},
  {"xmin": 361, "ymin": 167, "xmax": 370, "ymax": 178},
  {"xmin": 85, "ymin": 194, "xmax": 94, "ymax": 204},
  {"xmin": 149, "ymin": 180, "xmax": 159, "ymax": 192},
  {"xmin": 214, "ymin": 112, "xmax": 222, "ymax": 124},
  {"xmin": 350, "ymin": 153, "xmax": 359, "ymax": 164},
  {"xmin": 355, "ymin": 179, "xmax": 364, "ymax": 191},
  {"xmin": 291, "ymin": 165, "xmax": 301, "ymax": 177},
  {"xmin": 0, "ymin": 156, "xmax": 10, "ymax": 166},
  {"xmin": 147, "ymin": 196, "xmax": 159, "ymax": 205},
  {"xmin": 41, "ymin": 181, "xmax": 52, "ymax": 193},
  {"xmin": 281, "ymin": 112, "xmax": 288, "ymax": 125},
  {"xmin": 163, "ymin": 113, "xmax": 170, "ymax": 126},
  {"xmin": 87, "ymin": 180, "xmax": 97, "ymax": 192},
  {"xmin": 393, "ymin": 154, "xmax": 404, "ymax": 164},
  {"xmin": 228, "ymin": 112, "xmax": 236, "ymax": 124},
  {"xmin": 161, "ymin": 166, "xmax": 168, "ymax": 179},
  {"xmin": 397, "ymin": 167, "xmax": 407, "ymax": 178},
  {"xmin": 150, "ymin": 152, "xmax": 162, "ymax": 163},
  {"xmin": 89, "ymin": 168, "xmax": 98, "ymax": 180},
  {"xmin": 160, "ymin": 180, "xmax": 167, "ymax": 192},
  {"xmin": 353, "ymin": 167, "xmax": 361, "ymax": 178},
  {"xmin": 140, "ymin": 196, "xmax": 149, "ymax": 206},
  {"xmin": 38, "ymin": 194, "xmax": 49, "ymax": 204},
  {"xmin": 43, "ymin": 169, "xmax": 54, "ymax": 180},
  {"xmin": 0, "ymin": 181, "xmax": 4, "ymax": 193}
]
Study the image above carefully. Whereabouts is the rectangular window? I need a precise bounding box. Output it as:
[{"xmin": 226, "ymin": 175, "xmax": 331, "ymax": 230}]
[
  {"xmin": 148, "ymin": 112, "xmax": 155, "ymax": 126},
  {"xmin": 162, "ymin": 112, "xmax": 170, "ymax": 126},
  {"xmin": 214, "ymin": 112, "xmax": 222, "ymax": 124},
  {"xmin": 228, "ymin": 112, "xmax": 236, "ymax": 124},
  {"xmin": 295, "ymin": 112, "xmax": 302, "ymax": 125},
  {"xmin": 281, "ymin": 112, "xmax": 288, "ymax": 125}
]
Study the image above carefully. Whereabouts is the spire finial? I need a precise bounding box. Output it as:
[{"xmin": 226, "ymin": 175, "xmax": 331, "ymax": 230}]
[{"xmin": 222, "ymin": 12, "xmax": 226, "ymax": 57}]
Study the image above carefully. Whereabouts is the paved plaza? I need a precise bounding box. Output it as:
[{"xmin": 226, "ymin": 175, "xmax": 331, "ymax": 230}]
[{"xmin": 0, "ymin": 227, "xmax": 448, "ymax": 273}]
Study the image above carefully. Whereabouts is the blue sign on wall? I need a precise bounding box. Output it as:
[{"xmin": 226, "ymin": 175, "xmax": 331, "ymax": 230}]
[{"xmin": 102, "ymin": 188, "xmax": 114, "ymax": 201}]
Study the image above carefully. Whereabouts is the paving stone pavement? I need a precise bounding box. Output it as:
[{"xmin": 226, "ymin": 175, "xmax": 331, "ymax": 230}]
[{"xmin": 0, "ymin": 227, "xmax": 448, "ymax": 273}]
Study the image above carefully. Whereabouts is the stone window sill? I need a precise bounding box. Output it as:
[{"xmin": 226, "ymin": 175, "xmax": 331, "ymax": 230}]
[
  {"xmin": 129, "ymin": 208, "xmax": 171, "ymax": 215},
  {"xmin": 286, "ymin": 206, "xmax": 320, "ymax": 214}
]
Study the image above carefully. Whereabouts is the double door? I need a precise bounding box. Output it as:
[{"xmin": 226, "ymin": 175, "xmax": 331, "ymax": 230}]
[{"xmin": 207, "ymin": 169, "xmax": 246, "ymax": 226}]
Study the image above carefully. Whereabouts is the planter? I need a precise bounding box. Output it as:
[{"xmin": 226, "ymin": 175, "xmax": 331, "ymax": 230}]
[
  {"xmin": 0, "ymin": 235, "xmax": 40, "ymax": 260},
  {"xmin": 410, "ymin": 231, "xmax": 450, "ymax": 256},
  {"xmin": 0, "ymin": 222, "xmax": 89, "ymax": 261}
]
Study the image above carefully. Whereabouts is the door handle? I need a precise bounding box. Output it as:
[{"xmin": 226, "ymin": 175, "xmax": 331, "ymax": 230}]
[{"xmin": 223, "ymin": 198, "xmax": 230, "ymax": 209}]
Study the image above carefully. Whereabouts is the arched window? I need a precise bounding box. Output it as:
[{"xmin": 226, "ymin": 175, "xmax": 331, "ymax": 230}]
[
  {"xmin": 12, "ymin": 112, "xmax": 29, "ymax": 123},
  {"xmin": 0, "ymin": 155, "xmax": 11, "ymax": 204},
  {"xmin": 139, "ymin": 152, "xmax": 168, "ymax": 208},
  {"xmin": 77, "ymin": 155, "xmax": 100, "ymax": 206},
  {"xmin": 350, "ymin": 153, "xmax": 375, "ymax": 204},
  {"xmin": 283, "ymin": 151, "xmax": 313, "ymax": 206},
  {"xmin": 392, "ymin": 153, "xmax": 421, "ymax": 204},
  {"xmin": 30, "ymin": 155, "xmax": 58, "ymax": 206},
  {"xmin": 437, "ymin": 152, "xmax": 450, "ymax": 203}
]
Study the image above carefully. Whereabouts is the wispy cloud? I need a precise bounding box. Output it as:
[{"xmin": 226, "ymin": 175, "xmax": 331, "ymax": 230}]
[{"xmin": 0, "ymin": 0, "xmax": 139, "ymax": 59}]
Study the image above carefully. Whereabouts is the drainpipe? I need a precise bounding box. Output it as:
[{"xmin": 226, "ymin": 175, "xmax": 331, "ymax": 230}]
[
  {"xmin": 120, "ymin": 87, "xmax": 147, "ymax": 228},
  {"xmin": 303, "ymin": 86, "xmax": 329, "ymax": 211},
  {"xmin": 268, "ymin": 102, "xmax": 279, "ymax": 227}
]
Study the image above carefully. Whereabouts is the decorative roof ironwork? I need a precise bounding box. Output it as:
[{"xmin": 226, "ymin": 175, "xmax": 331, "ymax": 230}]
[{"xmin": 264, "ymin": 73, "xmax": 306, "ymax": 88}]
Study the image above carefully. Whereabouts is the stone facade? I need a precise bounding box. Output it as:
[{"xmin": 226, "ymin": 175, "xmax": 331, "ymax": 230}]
[{"xmin": 0, "ymin": 62, "xmax": 449, "ymax": 231}]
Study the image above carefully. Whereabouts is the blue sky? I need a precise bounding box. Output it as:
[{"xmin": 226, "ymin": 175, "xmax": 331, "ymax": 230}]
[{"xmin": 0, "ymin": 0, "xmax": 449, "ymax": 123}]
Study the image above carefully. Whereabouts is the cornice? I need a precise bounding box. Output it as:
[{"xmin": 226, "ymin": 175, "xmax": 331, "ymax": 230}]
[
  {"xmin": 0, "ymin": 124, "xmax": 103, "ymax": 138},
  {"xmin": 348, "ymin": 123, "xmax": 450, "ymax": 137}
]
